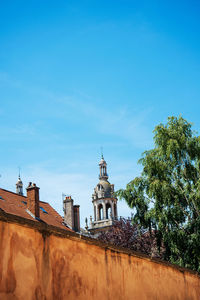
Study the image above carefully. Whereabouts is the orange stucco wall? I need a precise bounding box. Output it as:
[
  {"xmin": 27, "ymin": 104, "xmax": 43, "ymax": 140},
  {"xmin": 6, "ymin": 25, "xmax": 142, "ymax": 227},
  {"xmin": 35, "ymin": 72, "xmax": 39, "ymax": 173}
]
[{"xmin": 0, "ymin": 216, "xmax": 200, "ymax": 300}]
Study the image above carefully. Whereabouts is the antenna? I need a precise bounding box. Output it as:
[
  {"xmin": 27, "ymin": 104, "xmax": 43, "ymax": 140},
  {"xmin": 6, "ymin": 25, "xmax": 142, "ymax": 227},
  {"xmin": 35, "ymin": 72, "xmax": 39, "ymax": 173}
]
[{"xmin": 62, "ymin": 193, "xmax": 66, "ymax": 201}]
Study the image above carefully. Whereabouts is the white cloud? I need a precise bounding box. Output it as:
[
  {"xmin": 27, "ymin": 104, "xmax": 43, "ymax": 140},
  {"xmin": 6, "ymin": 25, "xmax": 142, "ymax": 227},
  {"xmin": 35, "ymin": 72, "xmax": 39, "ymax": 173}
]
[
  {"xmin": 0, "ymin": 72, "xmax": 154, "ymax": 149},
  {"xmin": 0, "ymin": 76, "xmax": 148, "ymax": 227},
  {"xmin": 49, "ymin": 95, "xmax": 154, "ymax": 149}
]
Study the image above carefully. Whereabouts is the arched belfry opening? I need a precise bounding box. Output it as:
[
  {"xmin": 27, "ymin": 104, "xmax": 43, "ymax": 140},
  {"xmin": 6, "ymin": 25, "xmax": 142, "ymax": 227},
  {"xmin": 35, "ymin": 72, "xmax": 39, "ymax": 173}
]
[
  {"xmin": 106, "ymin": 203, "xmax": 111, "ymax": 219},
  {"xmin": 89, "ymin": 155, "xmax": 118, "ymax": 235},
  {"xmin": 98, "ymin": 204, "xmax": 103, "ymax": 220},
  {"xmin": 114, "ymin": 203, "xmax": 117, "ymax": 219},
  {"xmin": 94, "ymin": 205, "xmax": 97, "ymax": 221}
]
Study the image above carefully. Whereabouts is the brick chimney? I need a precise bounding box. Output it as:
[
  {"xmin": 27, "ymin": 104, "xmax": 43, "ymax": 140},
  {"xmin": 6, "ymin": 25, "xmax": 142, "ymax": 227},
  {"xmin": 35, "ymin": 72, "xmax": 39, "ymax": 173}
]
[
  {"xmin": 73, "ymin": 205, "xmax": 80, "ymax": 232},
  {"xmin": 26, "ymin": 182, "xmax": 40, "ymax": 219},
  {"xmin": 63, "ymin": 196, "xmax": 74, "ymax": 229}
]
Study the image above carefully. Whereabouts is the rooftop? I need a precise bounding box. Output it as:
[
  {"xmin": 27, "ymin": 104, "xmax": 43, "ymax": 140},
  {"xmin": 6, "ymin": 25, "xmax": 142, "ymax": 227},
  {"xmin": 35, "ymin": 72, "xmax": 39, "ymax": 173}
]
[{"xmin": 0, "ymin": 187, "xmax": 72, "ymax": 231}]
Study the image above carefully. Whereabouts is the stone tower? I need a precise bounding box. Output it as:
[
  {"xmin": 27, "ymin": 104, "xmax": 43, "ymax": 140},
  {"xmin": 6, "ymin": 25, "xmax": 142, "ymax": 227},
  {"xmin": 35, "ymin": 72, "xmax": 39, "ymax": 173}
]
[
  {"xmin": 89, "ymin": 155, "xmax": 118, "ymax": 233},
  {"xmin": 16, "ymin": 175, "xmax": 23, "ymax": 195}
]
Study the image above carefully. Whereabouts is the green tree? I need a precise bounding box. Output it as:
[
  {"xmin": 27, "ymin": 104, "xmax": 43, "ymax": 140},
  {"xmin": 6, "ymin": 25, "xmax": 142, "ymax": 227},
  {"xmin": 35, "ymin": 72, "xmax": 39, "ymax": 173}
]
[{"xmin": 117, "ymin": 116, "xmax": 200, "ymax": 272}]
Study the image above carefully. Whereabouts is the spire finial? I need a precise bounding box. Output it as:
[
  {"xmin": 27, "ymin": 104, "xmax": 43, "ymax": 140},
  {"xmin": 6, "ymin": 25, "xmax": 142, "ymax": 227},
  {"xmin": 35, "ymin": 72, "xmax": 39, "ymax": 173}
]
[
  {"xmin": 18, "ymin": 167, "xmax": 21, "ymax": 179},
  {"xmin": 100, "ymin": 146, "xmax": 104, "ymax": 159},
  {"xmin": 16, "ymin": 167, "xmax": 23, "ymax": 195}
]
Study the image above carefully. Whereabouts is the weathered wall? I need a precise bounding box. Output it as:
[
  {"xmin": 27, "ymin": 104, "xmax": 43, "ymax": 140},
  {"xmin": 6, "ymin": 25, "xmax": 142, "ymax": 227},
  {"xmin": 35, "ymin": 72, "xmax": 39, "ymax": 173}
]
[{"xmin": 0, "ymin": 215, "xmax": 200, "ymax": 300}]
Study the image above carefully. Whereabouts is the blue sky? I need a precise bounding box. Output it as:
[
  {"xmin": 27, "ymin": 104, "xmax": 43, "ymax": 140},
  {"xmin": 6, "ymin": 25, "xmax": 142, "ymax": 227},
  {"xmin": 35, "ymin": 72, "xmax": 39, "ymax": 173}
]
[{"xmin": 0, "ymin": 0, "xmax": 200, "ymax": 226}]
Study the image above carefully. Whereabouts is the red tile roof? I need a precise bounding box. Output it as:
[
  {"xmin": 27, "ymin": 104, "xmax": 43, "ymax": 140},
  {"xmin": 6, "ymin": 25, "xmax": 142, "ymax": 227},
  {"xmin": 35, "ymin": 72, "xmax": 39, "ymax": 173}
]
[{"xmin": 0, "ymin": 188, "xmax": 72, "ymax": 231}]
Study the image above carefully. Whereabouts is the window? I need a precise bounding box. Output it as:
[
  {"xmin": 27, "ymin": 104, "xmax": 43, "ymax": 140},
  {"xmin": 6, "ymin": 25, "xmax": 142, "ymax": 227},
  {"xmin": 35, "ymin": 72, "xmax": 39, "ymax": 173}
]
[{"xmin": 40, "ymin": 207, "xmax": 48, "ymax": 214}]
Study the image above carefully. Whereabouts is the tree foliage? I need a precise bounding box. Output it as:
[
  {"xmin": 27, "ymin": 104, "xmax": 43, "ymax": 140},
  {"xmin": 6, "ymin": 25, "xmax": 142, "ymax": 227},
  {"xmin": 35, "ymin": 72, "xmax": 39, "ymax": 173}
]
[
  {"xmin": 98, "ymin": 218, "xmax": 164, "ymax": 259},
  {"xmin": 116, "ymin": 116, "xmax": 200, "ymax": 272}
]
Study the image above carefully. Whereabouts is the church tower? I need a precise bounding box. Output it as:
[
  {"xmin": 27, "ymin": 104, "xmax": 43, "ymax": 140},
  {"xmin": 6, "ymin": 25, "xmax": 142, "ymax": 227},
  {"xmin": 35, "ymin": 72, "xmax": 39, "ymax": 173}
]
[
  {"xmin": 89, "ymin": 155, "xmax": 118, "ymax": 234},
  {"xmin": 16, "ymin": 174, "xmax": 23, "ymax": 195}
]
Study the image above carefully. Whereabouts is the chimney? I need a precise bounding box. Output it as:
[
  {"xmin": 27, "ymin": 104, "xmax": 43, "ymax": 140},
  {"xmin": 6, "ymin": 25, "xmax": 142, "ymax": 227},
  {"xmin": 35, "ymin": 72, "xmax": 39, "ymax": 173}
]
[
  {"xmin": 63, "ymin": 196, "xmax": 74, "ymax": 229},
  {"xmin": 73, "ymin": 205, "xmax": 80, "ymax": 232},
  {"xmin": 26, "ymin": 182, "xmax": 40, "ymax": 219}
]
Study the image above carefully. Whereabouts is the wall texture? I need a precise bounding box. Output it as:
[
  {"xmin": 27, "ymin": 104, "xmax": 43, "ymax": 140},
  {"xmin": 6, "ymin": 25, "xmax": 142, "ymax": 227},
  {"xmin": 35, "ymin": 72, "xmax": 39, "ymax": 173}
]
[{"xmin": 0, "ymin": 213, "xmax": 200, "ymax": 300}]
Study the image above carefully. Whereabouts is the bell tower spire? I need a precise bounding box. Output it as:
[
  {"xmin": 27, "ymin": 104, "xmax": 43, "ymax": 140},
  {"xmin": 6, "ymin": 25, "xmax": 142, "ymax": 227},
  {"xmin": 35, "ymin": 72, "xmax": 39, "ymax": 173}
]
[
  {"xmin": 16, "ymin": 169, "xmax": 23, "ymax": 195},
  {"xmin": 89, "ymin": 155, "xmax": 118, "ymax": 235},
  {"xmin": 99, "ymin": 155, "xmax": 108, "ymax": 181}
]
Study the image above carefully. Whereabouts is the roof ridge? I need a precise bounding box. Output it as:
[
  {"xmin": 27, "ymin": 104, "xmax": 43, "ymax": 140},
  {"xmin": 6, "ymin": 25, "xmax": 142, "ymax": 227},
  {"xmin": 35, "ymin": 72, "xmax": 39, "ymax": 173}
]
[{"xmin": 0, "ymin": 188, "xmax": 27, "ymax": 198}]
